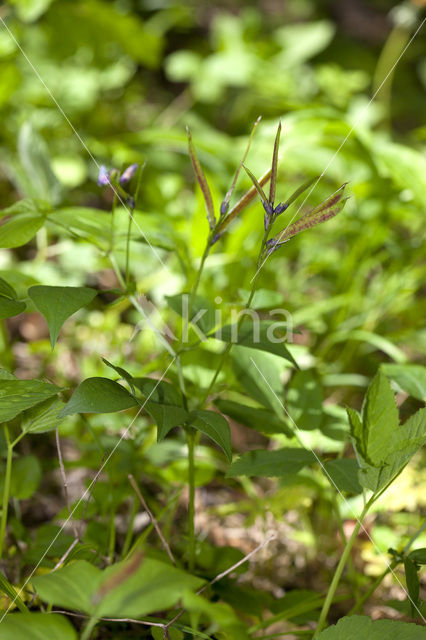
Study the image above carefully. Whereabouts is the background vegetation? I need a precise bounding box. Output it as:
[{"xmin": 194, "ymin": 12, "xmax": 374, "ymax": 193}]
[{"xmin": 0, "ymin": 0, "xmax": 425, "ymax": 638}]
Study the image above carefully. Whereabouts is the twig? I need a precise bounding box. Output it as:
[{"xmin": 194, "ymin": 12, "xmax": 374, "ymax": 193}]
[
  {"xmin": 52, "ymin": 538, "xmax": 79, "ymax": 571},
  {"xmin": 48, "ymin": 610, "xmax": 165, "ymax": 628},
  {"xmin": 165, "ymin": 532, "xmax": 277, "ymax": 629},
  {"xmin": 128, "ymin": 474, "xmax": 176, "ymax": 565},
  {"xmin": 55, "ymin": 428, "xmax": 79, "ymax": 540}
]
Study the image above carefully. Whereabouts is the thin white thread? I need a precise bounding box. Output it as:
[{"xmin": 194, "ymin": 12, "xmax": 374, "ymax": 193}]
[
  {"xmin": 0, "ymin": 17, "xmax": 169, "ymax": 274},
  {"xmin": 0, "ymin": 358, "xmax": 176, "ymax": 621},
  {"xmin": 249, "ymin": 356, "xmax": 426, "ymax": 621},
  {"xmin": 251, "ymin": 17, "xmax": 425, "ymax": 282}
]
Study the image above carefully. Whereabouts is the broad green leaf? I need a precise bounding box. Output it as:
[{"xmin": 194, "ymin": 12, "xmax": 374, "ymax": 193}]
[
  {"xmin": 0, "ymin": 572, "xmax": 28, "ymax": 613},
  {"xmin": 215, "ymin": 321, "xmax": 297, "ymax": 366},
  {"xmin": 226, "ymin": 448, "xmax": 316, "ymax": 478},
  {"xmin": 323, "ymin": 458, "xmax": 362, "ymax": 494},
  {"xmin": 316, "ymin": 614, "xmax": 426, "ymax": 639},
  {"xmin": 32, "ymin": 560, "xmax": 100, "ymax": 613},
  {"xmin": 0, "ymin": 379, "xmax": 62, "ymax": 424},
  {"xmin": 231, "ymin": 347, "xmax": 287, "ymax": 418},
  {"xmin": 357, "ymin": 408, "xmax": 426, "ymax": 492},
  {"xmin": 381, "ymin": 364, "xmax": 426, "ymax": 402},
  {"xmin": 9, "ymin": 455, "xmax": 42, "ymax": 500},
  {"xmin": 189, "ymin": 410, "xmax": 232, "ymax": 461},
  {"xmin": 101, "ymin": 358, "xmax": 135, "ymax": 394},
  {"xmin": 96, "ymin": 556, "xmax": 204, "ymax": 618},
  {"xmin": 0, "ymin": 276, "xmax": 17, "ymax": 299},
  {"xmin": 286, "ymin": 369, "xmax": 323, "ymax": 430},
  {"xmin": 132, "ymin": 377, "xmax": 188, "ymax": 440},
  {"xmin": 182, "ymin": 591, "xmax": 250, "ymax": 640},
  {"xmin": 21, "ymin": 396, "xmax": 65, "ymax": 434},
  {"xmin": 166, "ymin": 293, "xmax": 216, "ymax": 335},
  {"xmin": 404, "ymin": 558, "xmax": 420, "ymax": 615},
  {"xmin": 0, "ymin": 211, "xmax": 46, "ymax": 248},
  {"xmin": 187, "ymin": 127, "xmax": 215, "ymax": 229},
  {"xmin": 349, "ymin": 371, "xmax": 399, "ymax": 467},
  {"xmin": 59, "ymin": 377, "xmax": 138, "ymax": 417},
  {"xmin": 409, "ymin": 548, "xmax": 426, "ymax": 565},
  {"xmin": 215, "ymin": 398, "xmax": 293, "ymax": 437},
  {"xmin": 0, "ymin": 296, "xmax": 26, "ymax": 319},
  {"xmin": 0, "ymin": 369, "xmax": 17, "ymax": 380},
  {"xmin": 0, "ymin": 613, "xmax": 77, "ymax": 640},
  {"xmin": 28, "ymin": 285, "xmax": 97, "ymax": 348},
  {"xmin": 152, "ymin": 627, "xmax": 183, "ymax": 640}
]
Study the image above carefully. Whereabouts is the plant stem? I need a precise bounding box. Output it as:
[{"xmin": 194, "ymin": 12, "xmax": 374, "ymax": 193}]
[
  {"xmin": 0, "ymin": 426, "xmax": 13, "ymax": 561},
  {"xmin": 125, "ymin": 212, "xmax": 133, "ymax": 289},
  {"xmin": 186, "ymin": 429, "xmax": 196, "ymax": 572},
  {"xmin": 348, "ymin": 517, "xmax": 426, "ymax": 615},
  {"xmin": 314, "ymin": 498, "xmax": 373, "ymax": 636},
  {"xmin": 80, "ymin": 615, "xmax": 99, "ymax": 640},
  {"xmin": 188, "ymin": 240, "xmax": 211, "ymax": 316}
]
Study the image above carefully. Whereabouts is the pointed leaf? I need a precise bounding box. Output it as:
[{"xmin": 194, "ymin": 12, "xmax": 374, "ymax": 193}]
[
  {"xmin": 132, "ymin": 378, "xmax": 189, "ymax": 440},
  {"xmin": 102, "ymin": 358, "xmax": 135, "ymax": 394},
  {"xmin": 243, "ymin": 165, "xmax": 269, "ymax": 206},
  {"xmin": 32, "ymin": 560, "xmax": 100, "ymax": 614},
  {"xmin": 28, "ymin": 285, "xmax": 97, "ymax": 348},
  {"xmin": 316, "ymin": 614, "xmax": 425, "ymax": 639},
  {"xmin": 0, "ymin": 277, "xmax": 17, "ymax": 299},
  {"xmin": 269, "ymin": 119, "xmax": 281, "ymax": 206},
  {"xmin": 285, "ymin": 175, "xmax": 318, "ymax": 207},
  {"xmin": 381, "ymin": 363, "xmax": 426, "ymax": 401},
  {"xmin": 216, "ymin": 169, "xmax": 271, "ymax": 232},
  {"xmin": 21, "ymin": 396, "xmax": 65, "ymax": 434},
  {"xmin": 404, "ymin": 558, "xmax": 420, "ymax": 614},
  {"xmin": 0, "ymin": 572, "xmax": 28, "ymax": 613},
  {"xmin": 187, "ymin": 127, "xmax": 215, "ymax": 229},
  {"xmin": 221, "ymin": 116, "xmax": 261, "ymax": 216},
  {"xmin": 408, "ymin": 548, "xmax": 426, "ymax": 565},
  {"xmin": 0, "ymin": 613, "xmax": 77, "ymax": 640},
  {"xmin": 0, "ymin": 379, "xmax": 62, "ymax": 424},
  {"xmin": 0, "ymin": 296, "xmax": 26, "ymax": 319},
  {"xmin": 215, "ymin": 398, "xmax": 292, "ymax": 437},
  {"xmin": 189, "ymin": 410, "xmax": 232, "ymax": 461},
  {"xmin": 59, "ymin": 377, "xmax": 138, "ymax": 417},
  {"xmin": 226, "ymin": 448, "xmax": 316, "ymax": 478},
  {"xmin": 0, "ymin": 211, "xmax": 46, "ymax": 249}
]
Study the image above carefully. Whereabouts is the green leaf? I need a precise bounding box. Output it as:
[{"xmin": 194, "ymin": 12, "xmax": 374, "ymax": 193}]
[
  {"xmin": 215, "ymin": 321, "xmax": 297, "ymax": 366},
  {"xmin": 408, "ymin": 549, "xmax": 426, "ymax": 565},
  {"xmin": 152, "ymin": 627, "xmax": 183, "ymax": 640},
  {"xmin": 189, "ymin": 410, "xmax": 232, "ymax": 461},
  {"xmin": 404, "ymin": 558, "xmax": 420, "ymax": 615},
  {"xmin": 316, "ymin": 614, "xmax": 426, "ymax": 639},
  {"xmin": 0, "ymin": 296, "xmax": 26, "ymax": 319},
  {"xmin": 21, "ymin": 396, "xmax": 65, "ymax": 434},
  {"xmin": 381, "ymin": 364, "xmax": 426, "ymax": 402},
  {"xmin": 9, "ymin": 455, "xmax": 42, "ymax": 500},
  {"xmin": 0, "ymin": 276, "xmax": 17, "ymax": 299},
  {"xmin": 0, "ymin": 211, "xmax": 46, "ymax": 249},
  {"xmin": 132, "ymin": 378, "xmax": 189, "ymax": 440},
  {"xmin": 226, "ymin": 448, "xmax": 316, "ymax": 478},
  {"xmin": 0, "ymin": 613, "xmax": 77, "ymax": 640},
  {"xmin": 166, "ymin": 293, "xmax": 216, "ymax": 335},
  {"xmin": 215, "ymin": 398, "xmax": 293, "ymax": 436},
  {"xmin": 28, "ymin": 285, "xmax": 97, "ymax": 348},
  {"xmin": 59, "ymin": 377, "xmax": 138, "ymax": 417},
  {"xmin": 0, "ymin": 379, "xmax": 62, "ymax": 424},
  {"xmin": 269, "ymin": 119, "xmax": 281, "ymax": 206},
  {"xmin": 101, "ymin": 358, "xmax": 135, "ymax": 394},
  {"xmin": 349, "ymin": 371, "xmax": 399, "ymax": 467},
  {"xmin": 323, "ymin": 458, "xmax": 362, "ymax": 494},
  {"xmin": 243, "ymin": 165, "xmax": 269, "ymax": 207},
  {"xmin": 286, "ymin": 370, "xmax": 323, "ymax": 431},
  {"xmin": 187, "ymin": 127, "xmax": 215, "ymax": 229},
  {"xmin": 284, "ymin": 176, "xmax": 318, "ymax": 207},
  {"xmin": 32, "ymin": 560, "xmax": 100, "ymax": 614},
  {"xmin": 0, "ymin": 572, "xmax": 28, "ymax": 613}
]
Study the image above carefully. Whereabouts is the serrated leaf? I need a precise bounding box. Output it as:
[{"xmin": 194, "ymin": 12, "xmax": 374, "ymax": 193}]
[
  {"xmin": 0, "ymin": 613, "xmax": 77, "ymax": 640},
  {"xmin": 381, "ymin": 363, "xmax": 426, "ymax": 401},
  {"xmin": 28, "ymin": 285, "xmax": 97, "ymax": 348},
  {"xmin": 189, "ymin": 410, "xmax": 232, "ymax": 461},
  {"xmin": 226, "ymin": 448, "xmax": 316, "ymax": 478},
  {"xmin": 0, "ymin": 379, "xmax": 62, "ymax": 424},
  {"xmin": 59, "ymin": 377, "xmax": 138, "ymax": 417},
  {"xmin": 316, "ymin": 614, "xmax": 425, "ymax": 639}
]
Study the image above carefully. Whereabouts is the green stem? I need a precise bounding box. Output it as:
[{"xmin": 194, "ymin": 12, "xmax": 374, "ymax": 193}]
[
  {"xmin": 108, "ymin": 506, "xmax": 116, "ymax": 563},
  {"xmin": 348, "ymin": 517, "xmax": 426, "ymax": 615},
  {"xmin": 125, "ymin": 212, "xmax": 133, "ymax": 289},
  {"xmin": 80, "ymin": 615, "xmax": 99, "ymax": 640},
  {"xmin": 186, "ymin": 429, "xmax": 196, "ymax": 571},
  {"xmin": 188, "ymin": 240, "xmax": 211, "ymax": 316},
  {"xmin": 314, "ymin": 498, "xmax": 373, "ymax": 636},
  {"xmin": 121, "ymin": 496, "xmax": 138, "ymax": 559},
  {"xmin": 0, "ymin": 426, "xmax": 13, "ymax": 561}
]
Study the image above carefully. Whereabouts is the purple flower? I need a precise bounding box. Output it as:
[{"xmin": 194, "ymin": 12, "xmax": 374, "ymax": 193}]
[
  {"xmin": 97, "ymin": 165, "xmax": 111, "ymax": 186},
  {"xmin": 119, "ymin": 163, "xmax": 138, "ymax": 184}
]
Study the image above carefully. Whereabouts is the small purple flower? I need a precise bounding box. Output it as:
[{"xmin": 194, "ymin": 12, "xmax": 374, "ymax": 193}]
[
  {"xmin": 97, "ymin": 165, "xmax": 110, "ymax": 186},
  {"xmin": 274, "ymin": 201, "xmax": 289, "ymax": 216},
  {"xmin": 120, "ymin": 163, "xmax": 138, "ymax": 184}
]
